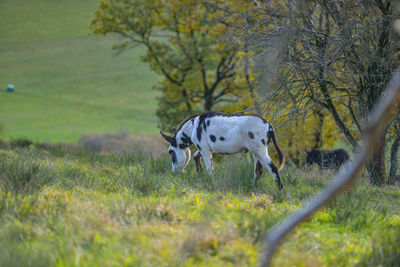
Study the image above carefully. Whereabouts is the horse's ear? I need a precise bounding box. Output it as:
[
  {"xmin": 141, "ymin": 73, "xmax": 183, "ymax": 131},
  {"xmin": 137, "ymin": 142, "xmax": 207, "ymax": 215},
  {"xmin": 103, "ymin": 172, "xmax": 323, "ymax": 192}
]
[
  {"xmin": 173, "ymin": 128, "xmax": 177, "ymax": 134},
  {"xmin": 160, "ymin": 131, "xmax": 174, "ymax": 144}
]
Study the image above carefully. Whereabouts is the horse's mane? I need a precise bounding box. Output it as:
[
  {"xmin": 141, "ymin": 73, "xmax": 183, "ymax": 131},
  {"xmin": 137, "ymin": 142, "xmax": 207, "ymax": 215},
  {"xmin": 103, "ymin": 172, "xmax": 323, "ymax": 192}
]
[{"xmin": 174, "ymin": 114, "xmax": 198, "ymax": 136}]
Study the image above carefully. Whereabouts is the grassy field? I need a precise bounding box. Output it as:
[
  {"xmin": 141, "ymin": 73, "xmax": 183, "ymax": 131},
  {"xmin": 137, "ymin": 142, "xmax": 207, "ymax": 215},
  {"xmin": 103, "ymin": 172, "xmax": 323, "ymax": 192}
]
[
  {"xmin": 0, "ymin": 0, "xmax": 159, "ymax": 143},
  {"xmin": 1, "ymin": 1, "xmax": 399, "ymax": 266},
  {"xmin": 0, "ymin": 142, "xmax": 399, "ymax": 266}
]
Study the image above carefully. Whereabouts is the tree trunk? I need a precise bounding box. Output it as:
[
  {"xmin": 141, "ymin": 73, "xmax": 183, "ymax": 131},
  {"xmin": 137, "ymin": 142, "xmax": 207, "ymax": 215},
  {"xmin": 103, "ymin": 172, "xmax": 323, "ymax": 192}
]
[
  {"xmin": 389, "ymin": 124, "xmax": 400, "ymax": 184},
  {"xmin": 361, "ymin": 2, "xmax": 392, "ymax": 186},
  {"xmin": 389, "ymin": 137, "xmax": 400, "ymax": 184},
  {"xmin": 367, "ymin": 132, "xmax": 387, "ymax": 185},
  {"xmin": 204, "ymin": 92, "xmax": 213, "ymax": 111},
  {"xmin": 313, "ymin": 109, "xmax": 324, "ymax": 149},
  {"xmin": 319, "ymin": 79, "xmax": 358, "ymax": 149}
]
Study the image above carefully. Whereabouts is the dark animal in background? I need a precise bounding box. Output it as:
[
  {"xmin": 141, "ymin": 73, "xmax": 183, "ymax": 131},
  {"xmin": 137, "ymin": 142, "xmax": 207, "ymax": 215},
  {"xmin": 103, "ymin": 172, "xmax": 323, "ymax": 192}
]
[{"xmin": 305, "ymin": 148, "xmax": 350, "ymax": 169}]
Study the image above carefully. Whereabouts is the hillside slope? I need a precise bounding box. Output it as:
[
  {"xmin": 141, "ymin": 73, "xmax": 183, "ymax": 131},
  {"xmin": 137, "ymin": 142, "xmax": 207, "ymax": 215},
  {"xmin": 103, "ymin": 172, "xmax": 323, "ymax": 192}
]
[{"xmin": 0, "ymin": 0, "xmax": 159, "ymax": 142}]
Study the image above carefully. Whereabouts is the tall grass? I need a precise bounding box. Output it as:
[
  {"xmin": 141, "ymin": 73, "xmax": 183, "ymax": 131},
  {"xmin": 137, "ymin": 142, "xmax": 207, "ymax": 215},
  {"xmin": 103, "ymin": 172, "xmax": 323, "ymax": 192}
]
[{"xmin": 0, "ymin": 143, "xmax": 399, "ymax": 266}]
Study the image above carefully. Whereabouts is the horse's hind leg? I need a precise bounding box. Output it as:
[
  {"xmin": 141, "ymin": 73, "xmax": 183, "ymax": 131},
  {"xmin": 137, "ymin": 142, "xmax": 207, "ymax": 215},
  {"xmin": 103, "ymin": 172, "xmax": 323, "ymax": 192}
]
[
  {"xmin": 252, "ymin": 153, "xmax": 263, "ymax": 183},
  {"xmin": 200, "ymin": 149, "xmax": 214, "ymax": 175},
  {"xmin": 254, "ymin": 149, "xmax": 284, "ymax": 190}
]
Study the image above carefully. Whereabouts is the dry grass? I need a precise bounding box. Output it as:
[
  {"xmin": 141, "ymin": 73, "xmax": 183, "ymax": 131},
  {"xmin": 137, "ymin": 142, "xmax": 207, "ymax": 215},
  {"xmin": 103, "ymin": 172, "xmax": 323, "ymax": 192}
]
[{"xmin": 79, "ymin": 132, "xmax": 166, "ymax": 157}]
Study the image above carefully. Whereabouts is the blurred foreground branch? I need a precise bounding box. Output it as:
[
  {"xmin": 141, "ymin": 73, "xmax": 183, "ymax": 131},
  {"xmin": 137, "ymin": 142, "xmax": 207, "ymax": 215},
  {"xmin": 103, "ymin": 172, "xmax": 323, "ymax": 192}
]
[{"xmin": 259, "ymin": 69, "xmax": 400, "ymax": 267}]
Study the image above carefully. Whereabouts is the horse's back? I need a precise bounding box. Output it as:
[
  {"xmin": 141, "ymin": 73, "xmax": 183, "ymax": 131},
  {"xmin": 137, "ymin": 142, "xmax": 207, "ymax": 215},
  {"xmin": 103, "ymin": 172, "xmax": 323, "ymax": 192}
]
[{"xmin": 196, "ymin": 114, "xmax": 269, "ymax": 153}]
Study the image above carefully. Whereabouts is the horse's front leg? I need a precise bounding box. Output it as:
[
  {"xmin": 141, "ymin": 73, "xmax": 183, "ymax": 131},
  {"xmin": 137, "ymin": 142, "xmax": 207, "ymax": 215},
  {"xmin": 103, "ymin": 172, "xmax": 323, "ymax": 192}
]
[{"xmin": 200, "ymin": 149, "xmax": 214, "ymax": 175}]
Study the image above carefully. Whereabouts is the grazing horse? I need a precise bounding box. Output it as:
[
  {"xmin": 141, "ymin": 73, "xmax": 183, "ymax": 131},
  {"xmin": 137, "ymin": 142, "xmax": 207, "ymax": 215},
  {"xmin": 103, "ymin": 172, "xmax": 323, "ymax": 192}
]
[
  {"xmin": 160, "ymin": 112, "xmax": 286, "ymax": 189},
  {"xmin": 305, "ymin": 148, "xmax": 350, "ymax": 169}
]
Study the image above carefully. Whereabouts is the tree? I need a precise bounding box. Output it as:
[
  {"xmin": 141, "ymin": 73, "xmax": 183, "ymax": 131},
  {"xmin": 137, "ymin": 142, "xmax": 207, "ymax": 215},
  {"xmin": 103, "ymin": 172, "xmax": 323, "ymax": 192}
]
[
  {"xmin": 201, "ymin": 0, "xmax": 342, "ymax": 165},
  {"xmin": 91, "ymin": 0, "xmax": 253, "ymax": 131},
  {"xmin": 91, "ymin": 0, "xmax": 375, "ymax": 168},
  {"xmin": 243, "ymin": 0, "xmax": 400, "ymax": 184}
]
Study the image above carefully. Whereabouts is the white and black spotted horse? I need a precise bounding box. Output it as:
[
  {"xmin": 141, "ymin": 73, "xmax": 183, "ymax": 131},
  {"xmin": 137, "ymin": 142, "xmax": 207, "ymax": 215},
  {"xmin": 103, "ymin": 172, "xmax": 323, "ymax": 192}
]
[{"xmin": 160, "ymin": 112, "xmax": 286, "ymax": 189}]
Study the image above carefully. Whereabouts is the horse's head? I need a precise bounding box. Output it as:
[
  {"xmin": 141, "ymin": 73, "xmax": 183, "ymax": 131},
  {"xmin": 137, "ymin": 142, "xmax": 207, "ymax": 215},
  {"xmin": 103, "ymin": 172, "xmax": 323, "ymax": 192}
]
[{"xmin": 160, "ymin": 130, "xmax": 191, "ymax": 172}]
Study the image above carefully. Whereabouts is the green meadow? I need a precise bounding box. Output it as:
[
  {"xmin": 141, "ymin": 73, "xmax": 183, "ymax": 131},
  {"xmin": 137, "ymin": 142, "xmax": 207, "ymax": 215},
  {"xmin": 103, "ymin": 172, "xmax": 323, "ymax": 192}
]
[
  {"xmin": 0, "ymin": 0, "xmax": 159, "ymax": 143},
  {"xmin": 0, "ymin": 143, "xmax": 399, "ymax": 266},
  {"xmin": 1, "ymin": 1, "xmax": 399, "ymax": 266}
]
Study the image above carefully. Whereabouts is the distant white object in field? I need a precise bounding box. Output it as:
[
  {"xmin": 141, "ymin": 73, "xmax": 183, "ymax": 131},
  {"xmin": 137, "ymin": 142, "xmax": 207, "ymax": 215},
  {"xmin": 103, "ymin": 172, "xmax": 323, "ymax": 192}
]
[{"xmin": 7, "ymin": 84, "xmax": 14, "ymax": 92}]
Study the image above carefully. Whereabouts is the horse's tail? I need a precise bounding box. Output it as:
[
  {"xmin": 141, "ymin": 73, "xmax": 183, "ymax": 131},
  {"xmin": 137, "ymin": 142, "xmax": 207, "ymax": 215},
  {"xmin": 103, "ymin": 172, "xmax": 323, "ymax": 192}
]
[{"xmin": 268, "ymin": 126, "xmax": 285, "ymax": 171}]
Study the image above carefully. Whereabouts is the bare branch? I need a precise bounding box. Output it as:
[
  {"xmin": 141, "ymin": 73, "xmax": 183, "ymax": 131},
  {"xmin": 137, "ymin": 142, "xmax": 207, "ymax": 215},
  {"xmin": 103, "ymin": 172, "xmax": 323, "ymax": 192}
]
[{"xmin": 258, "ymin": 69, "xmax": 400, "ymax": 267}]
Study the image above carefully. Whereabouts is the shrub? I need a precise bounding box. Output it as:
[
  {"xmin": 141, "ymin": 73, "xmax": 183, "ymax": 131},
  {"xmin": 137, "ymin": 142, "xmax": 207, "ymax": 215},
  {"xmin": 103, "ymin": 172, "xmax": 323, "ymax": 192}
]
[
  {"xmin": 9, "ymin": 138, "xmax": 32, "ymax": 149},
  {"xmin": 0, "ymin": 155, "xmax": 53, "ymax": 193},
  {"xmin": 79, "ymin": 132, "xmax": 166, "ymax": 157},
  {"xmin": 0, "ymin": 138, "xmax": 7, "ymax": 149}
]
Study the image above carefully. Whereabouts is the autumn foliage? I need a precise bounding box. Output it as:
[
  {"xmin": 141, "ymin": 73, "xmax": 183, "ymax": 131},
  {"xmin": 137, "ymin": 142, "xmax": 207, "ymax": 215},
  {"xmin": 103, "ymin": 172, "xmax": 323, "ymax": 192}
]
[{"xmin": 91, "ymin": 0, "xmax": 400, "ymax": 183}]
